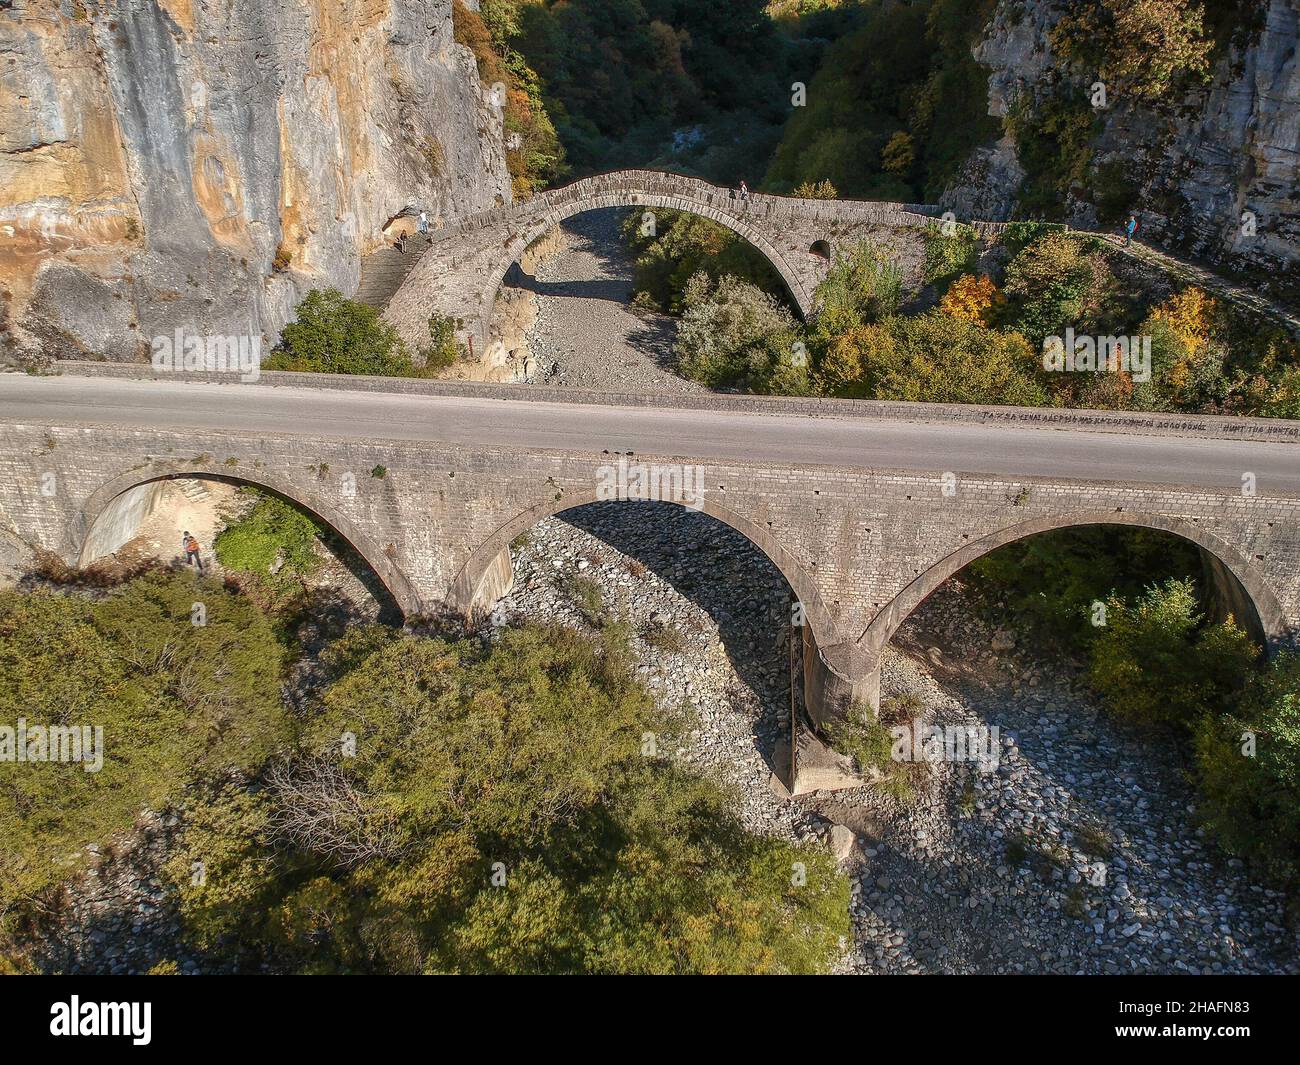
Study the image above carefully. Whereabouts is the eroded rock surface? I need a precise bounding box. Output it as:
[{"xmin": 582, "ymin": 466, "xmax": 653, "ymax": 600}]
[
  {"xmin": 948, "ymin": 0, "xmax": 1300, "ymax": 300},
  {"xmin": 1, "ymin": 0, "xmax": 508, "ymax": 360}
]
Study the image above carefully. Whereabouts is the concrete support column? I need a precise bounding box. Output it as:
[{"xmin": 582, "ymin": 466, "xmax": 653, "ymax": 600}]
[{"xmin": 801, "ymin": 623, "xmax": 880, "ymax": 727}]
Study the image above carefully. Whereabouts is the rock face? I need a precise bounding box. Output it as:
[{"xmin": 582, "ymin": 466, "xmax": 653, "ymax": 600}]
[
  {"xmin": 945, "ymin": 0, "xmax": 1299, "ymax": 298},
  {"xmin": 0, "ymin": 0, "xmax": 509, "ymax": 361}
]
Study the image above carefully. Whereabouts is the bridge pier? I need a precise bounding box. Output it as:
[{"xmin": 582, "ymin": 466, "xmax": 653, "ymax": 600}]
[{"xmin": 802, "ymin": 624, "xmax": 880, "ymax": 725}]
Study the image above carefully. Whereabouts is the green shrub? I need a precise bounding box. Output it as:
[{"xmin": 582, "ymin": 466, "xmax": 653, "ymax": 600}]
[
  {"xmin": 148, "ymin": 621, "xmax": 851, "ymax": 973},
  {"xmin": 164, "ymin": 781, "xmax": 280, "ymax": 952},
  {"xmin": 214, "ymin": 488, "xmax": 323, "ymax": 586},
  {"xmin": 674, "ymin": 272, "xmax": 802, "ymax": 390},
  {"xmin": 999, "ymin": 221, "xmax": 1066, "ymax": 258},
  {"xmin": 556, "ymin": 570, "xmax": 608, "ymax": 628},
  {"xmin": 1002, "ymin": 232, "xmax": 1114, "ymax": 345},
  {"xmin": 826, "ymin": 699, "xmax": 923, "ymax": 802},
  {"xmin": 922, "ymin": 225, "xmax": 978, "ymax": 288},
  {"xmin": 265, "ymin": 289, "xmax": 415, "ymax": 377},
  {"xmin": 0, "ymin": 573, "xmax": 286, "ymax": 931},
  {"xmin": 1088, "ymin": 578, "xmax": 1258, "ymax": 730},
  {"xmin": 965, "ymin": 525, "xmax": 1203, "ymax": 645},
  {"xmin": 622, "ymin": 209, "xmax": 788, "ymax": 315},
  {"xmin": 1193, "ymin": 652, "xmax": 1300, "ymax": 881},
  {"xmin": 420, "ymin": 313, "xmax": 463, "ymax": 372},
  {"xmin": 868, "ymin": 311, "xmax": 1049, "ymax": 406},
  {"xmin": 808, "ymin": 240, "xmax": 902, "ymax": 349}
]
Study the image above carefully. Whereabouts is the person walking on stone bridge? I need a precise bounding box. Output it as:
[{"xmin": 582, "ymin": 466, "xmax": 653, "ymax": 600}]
[
  {"xmin": 182, "ymin": 531, "xmax": 204, "ymax": 576},
  {"xmin": 738, "ymin": 178, "xmax": 749, "ymax": 202}
]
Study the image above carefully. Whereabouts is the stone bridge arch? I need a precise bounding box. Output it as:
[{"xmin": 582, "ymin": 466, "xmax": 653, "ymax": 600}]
[
  {"xmin": 830, "ymin": 509, "xmax": 1290, "ymax": 719},
  {"xmin": 382, "ymin": 169, "xmax": 939, "ymax": 352},
  {"xmin": 449, "ymin": 487, "xmax": 836, "ymax": 654},
  {"xmin": 79, "ymin": 465, "xmax": 420, "ymax": 616},
  {"xmin": 473, "ymin": 172, "xmax": 818, "ymax": 325}
]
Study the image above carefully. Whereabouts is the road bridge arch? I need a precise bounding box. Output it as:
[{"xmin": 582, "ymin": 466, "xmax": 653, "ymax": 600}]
[
  {"xmin": 79, "ymin": 467, "xmax": 417, "ymax": 616},
  {"xmin": 836, "ymin": 511, "xmax": 1288, "ymax": 715}
]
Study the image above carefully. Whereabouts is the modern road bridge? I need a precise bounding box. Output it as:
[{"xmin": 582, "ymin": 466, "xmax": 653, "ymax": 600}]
[{"xmin": 2, "ymin": 366, "xmax": 1300, "ymax": 725}]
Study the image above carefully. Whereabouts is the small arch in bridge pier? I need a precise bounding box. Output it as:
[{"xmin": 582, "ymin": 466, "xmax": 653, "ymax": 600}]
[{"xmin": 809, "ymin": 239, "xmax": 832, "ymax": 261}]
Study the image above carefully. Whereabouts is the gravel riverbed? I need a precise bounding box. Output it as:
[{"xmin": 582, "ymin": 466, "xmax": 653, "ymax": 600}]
[
  {"xmin": 494, "ymin": 503, "xmax": 1299, "ymax": 975},
  {"xmin": 517, "ymin": 208, "xmax": 706, "ymax": 395}
]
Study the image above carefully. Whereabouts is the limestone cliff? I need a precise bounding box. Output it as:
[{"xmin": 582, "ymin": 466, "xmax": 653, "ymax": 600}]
[
  {"xmin": 0, "ymin": 0, "xmax": 509, "ymax": 360},
  {"xmin": 942, "ymin": 0, "xmax": 1299, "ymax": 300}
]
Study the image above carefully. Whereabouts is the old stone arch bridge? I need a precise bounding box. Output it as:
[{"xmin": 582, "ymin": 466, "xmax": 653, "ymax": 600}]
[
  {"xmin": 380, "ymin": 169, "xmax": 988, "ymax": 352},
  {"xmin": 4, "ymin": 371, "xmax": 1300, "ymax": 745}
]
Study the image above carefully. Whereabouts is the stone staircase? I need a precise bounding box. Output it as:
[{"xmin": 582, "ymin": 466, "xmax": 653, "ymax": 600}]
[
  {"xmin": 355, "ymin": 241, "xmax": 434, "ymax": 309},
  {"xmin": 178, "ymin": 478, "xmax": 210, "ymax": 503}
]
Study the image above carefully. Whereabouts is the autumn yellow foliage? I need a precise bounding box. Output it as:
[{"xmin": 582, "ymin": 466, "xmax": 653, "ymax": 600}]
[
  {"xmin": 1150, "ymin": 286, "xmax": 1216, "ymax": 356},
  {"xmin": 939, "ymin": 274, "xmax": 1004, "ymax": 327}
]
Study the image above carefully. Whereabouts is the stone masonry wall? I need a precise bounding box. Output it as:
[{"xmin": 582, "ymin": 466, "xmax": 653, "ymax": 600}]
[{"xmin": 2, "ymin": 416, "xmax": 1297, "ymax": 693}]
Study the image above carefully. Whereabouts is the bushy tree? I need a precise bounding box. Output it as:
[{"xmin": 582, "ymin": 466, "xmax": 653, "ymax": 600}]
[
  {"xmin": 164, "ymin": 782, "xmax": 281, "ymax": 952},
  {"xmin": 809, "ymin": 241, "xmax": 903, "ymax": 347},
  {"xmin": 764, "ymin": 0, "xmax": 998, "ymax": 200},
  {"xmin": 814, "ymin": 323, "xmax": 893, "ymax": 398},
  {"xmin": 966, "ymin": 526, "xmax": 1202, "ymax": 645},
  {"xmin": 420, "ymin": 313, "xmax": 464, "ymax": 371},
  {"xmin": 1002, "ymin": 233, "xmax": 1114, "ymax": 345},
  {"xmin": 869, "ymin": 312, "xmax": 1048, "ymax": 406},
  {"xmin": 1193, "ymin": 652, "xmax": 1300, "ymax": 881},
  {"xmin": 939, "ymin": 274, "xmax": 1004, "ymax": 326},
  {"xmin": 166, "ymin": 623, "xmax": 849, "ymax": 974},
  {"xmin": 622, "ymin": 209, "xmax": 788, "ymax": 314},
  {"xmin": 1088, "ymin": 578, "xmax": 1257, "ymax": 729},
  {"xmin": 214, "ymin": 489, "xmax": 323, "ymax": 587},
  {"xmin": 1054, "ymin": 0, "xmax": 1214, "ymax": 100},
  {"xmin": 0, "ymin": 573, "xmax": 287, "ymax": 930},
  {"xmin": 922, "ymin": 226, "xmax": 978, "ymax": 288},
  {"xmin": 674, "ymin": 273, "xmax": 803, "ymax": 390},
  {"xmin": 266, "ymin": 289, "xmax": 415, "ymax": 377}
]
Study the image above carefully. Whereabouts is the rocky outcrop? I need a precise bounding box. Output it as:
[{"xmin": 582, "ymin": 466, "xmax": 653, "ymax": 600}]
[
  {"xmin": 944, "ymin": 0, "xmax": 1299, "ymax": 298},
  {"xmin": 0, "ymin": 0, "xmax": 509, "ymax": 361}
]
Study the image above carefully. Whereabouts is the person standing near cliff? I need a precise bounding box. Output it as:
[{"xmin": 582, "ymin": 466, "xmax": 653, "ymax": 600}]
[{"xmin": 1124, "ymin": 215, "xmax": 1139, "ymax": 247}]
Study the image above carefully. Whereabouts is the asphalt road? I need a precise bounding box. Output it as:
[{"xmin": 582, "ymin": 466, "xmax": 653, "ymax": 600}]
[{"xmin": 2, "ymin": 374, "xmax": 1297, "ymax": 493}]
